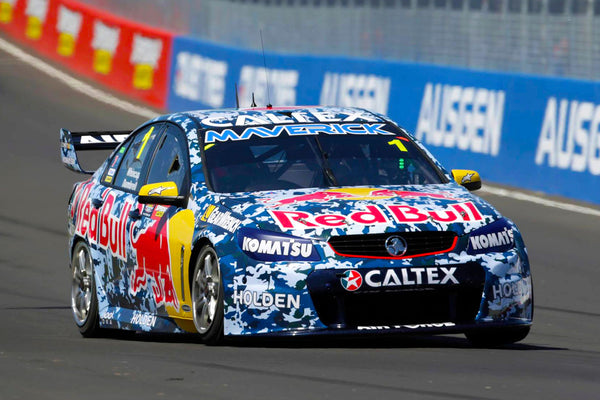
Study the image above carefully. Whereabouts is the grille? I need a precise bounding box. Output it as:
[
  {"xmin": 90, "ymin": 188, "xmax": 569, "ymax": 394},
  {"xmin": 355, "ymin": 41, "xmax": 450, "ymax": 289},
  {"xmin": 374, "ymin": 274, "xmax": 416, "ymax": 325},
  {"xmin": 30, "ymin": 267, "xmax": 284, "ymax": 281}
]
[
  {"xmin": 328, "ymin": 231, "xmax": 457, "ymax": 258},
  {"xmin": 306, "ymin": 262, "xmax": 485, "ymax": 328}
]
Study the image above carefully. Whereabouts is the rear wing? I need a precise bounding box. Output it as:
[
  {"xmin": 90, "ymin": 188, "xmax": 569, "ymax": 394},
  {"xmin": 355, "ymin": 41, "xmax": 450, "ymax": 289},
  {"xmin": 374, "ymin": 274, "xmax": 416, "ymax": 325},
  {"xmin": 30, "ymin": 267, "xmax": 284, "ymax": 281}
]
[{"xmin": 60, "ymin": 128, "xmax": 130, "ymax": 174}]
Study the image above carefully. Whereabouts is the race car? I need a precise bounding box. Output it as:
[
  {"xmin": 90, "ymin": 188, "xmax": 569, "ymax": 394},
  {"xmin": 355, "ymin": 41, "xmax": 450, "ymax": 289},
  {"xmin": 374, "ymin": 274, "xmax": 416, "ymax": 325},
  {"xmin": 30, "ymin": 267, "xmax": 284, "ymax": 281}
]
[{"xmin": 61, "ymin": 106, "xmax": 533, "ymax": 345}]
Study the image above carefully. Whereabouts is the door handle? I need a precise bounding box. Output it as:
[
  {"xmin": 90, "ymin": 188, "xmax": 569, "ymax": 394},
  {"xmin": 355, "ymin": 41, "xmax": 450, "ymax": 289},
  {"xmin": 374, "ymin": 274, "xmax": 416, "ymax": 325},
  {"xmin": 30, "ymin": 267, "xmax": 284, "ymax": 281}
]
[
  {"xmin": 91, "ymin": 198, "xmax": 104, "ymax": 209},
  {"xmin": 128, "ymin": 208, "xmax": 141, "ymax": 220}
]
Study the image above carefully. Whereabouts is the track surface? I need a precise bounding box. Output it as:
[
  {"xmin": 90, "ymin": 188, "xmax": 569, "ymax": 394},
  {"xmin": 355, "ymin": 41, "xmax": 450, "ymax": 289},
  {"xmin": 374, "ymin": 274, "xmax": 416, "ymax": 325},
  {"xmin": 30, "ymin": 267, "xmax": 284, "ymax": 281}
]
[{"xmin": 1, "ymin": 42, "xmax": 599, "ymax": 400}]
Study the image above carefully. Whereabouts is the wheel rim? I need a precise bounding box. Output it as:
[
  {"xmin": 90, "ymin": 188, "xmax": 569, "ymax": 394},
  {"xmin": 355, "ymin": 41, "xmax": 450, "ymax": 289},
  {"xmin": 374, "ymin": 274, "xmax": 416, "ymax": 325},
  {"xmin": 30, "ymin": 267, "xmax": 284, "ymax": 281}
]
[
  {"xmin": 192, "ymin": 249, "xmax": 221, "ymax": 334},
  {"xmin": 71, "ymin": 242, "xmax": 93, "ymax": 326}
]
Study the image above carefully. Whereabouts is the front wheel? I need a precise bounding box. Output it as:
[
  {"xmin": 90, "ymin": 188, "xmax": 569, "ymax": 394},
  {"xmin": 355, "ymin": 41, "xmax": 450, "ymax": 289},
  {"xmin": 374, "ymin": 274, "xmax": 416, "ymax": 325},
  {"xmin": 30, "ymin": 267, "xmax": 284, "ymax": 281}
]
[
  {"xmin": 465, "ymin": 326, "xmax": 530, "ymax": 347},
  {"xmin": 191, "ymin": 246, "xmax": 224, "ymax": 345},
  {"xmin": 71, "ymin": 241, "xmax": 100, "ymax": 337}
]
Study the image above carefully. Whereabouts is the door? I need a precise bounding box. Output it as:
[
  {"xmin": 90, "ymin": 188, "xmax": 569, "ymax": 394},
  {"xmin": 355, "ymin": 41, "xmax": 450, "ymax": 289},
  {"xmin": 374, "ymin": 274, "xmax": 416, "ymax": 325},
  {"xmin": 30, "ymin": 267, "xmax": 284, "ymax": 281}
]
[
  {"xmin": 126, "ymin": 123, "xmax": 194, "ymax": 320},
  {"xmin": 96, "ymin": 123, "xmax": 165, "ymax": 314}
]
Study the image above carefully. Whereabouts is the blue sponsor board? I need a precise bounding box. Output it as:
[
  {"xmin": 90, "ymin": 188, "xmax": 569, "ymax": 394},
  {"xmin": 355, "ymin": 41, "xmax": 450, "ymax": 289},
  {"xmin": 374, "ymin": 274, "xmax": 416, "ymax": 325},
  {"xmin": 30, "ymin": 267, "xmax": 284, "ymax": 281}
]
[
  {"xmin": 407, "ymin": 67, "xmax": 600, "ymax": 206},
  {"xmin": 168, "ymin": 36, "xmax": 600, "ymax": 205}
]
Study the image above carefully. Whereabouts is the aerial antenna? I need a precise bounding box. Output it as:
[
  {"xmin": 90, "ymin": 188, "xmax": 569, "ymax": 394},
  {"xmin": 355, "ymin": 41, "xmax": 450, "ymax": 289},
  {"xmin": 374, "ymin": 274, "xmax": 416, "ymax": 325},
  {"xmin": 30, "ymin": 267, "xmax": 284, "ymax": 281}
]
[
  {"xmin": 250, "ymin": 92, "xmax": 257, "ymax": 108},
  {"xmin": 259, "ymin": 30, "xmax": 272, "ymax": 108},
  {"xmin": 235, "ymin": 83, "xmax": 240, "ymax": 109}
]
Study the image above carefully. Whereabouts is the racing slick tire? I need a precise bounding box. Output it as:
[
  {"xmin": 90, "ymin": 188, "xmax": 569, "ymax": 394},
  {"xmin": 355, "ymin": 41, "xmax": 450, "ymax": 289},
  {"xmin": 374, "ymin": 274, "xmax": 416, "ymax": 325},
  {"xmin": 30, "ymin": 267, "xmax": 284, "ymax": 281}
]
[
  {"xmin": 70, "ymin": 240, "xmax": 100, "ymax": 337},
  {"xmin": 465, "ymin": 326, "xmax": 530, "ymax": 347},
  {"xmin": 191, "ymin": 246, "xmax": 224, "ymax": 345}
]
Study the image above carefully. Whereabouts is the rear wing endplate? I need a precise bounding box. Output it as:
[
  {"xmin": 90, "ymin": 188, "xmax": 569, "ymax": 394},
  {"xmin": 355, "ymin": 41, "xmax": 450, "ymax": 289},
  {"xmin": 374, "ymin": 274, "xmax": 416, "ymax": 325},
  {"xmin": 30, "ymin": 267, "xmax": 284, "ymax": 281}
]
[{"xmin": 60, "ymin": 128, "xmax": 130, "ymax": 174}]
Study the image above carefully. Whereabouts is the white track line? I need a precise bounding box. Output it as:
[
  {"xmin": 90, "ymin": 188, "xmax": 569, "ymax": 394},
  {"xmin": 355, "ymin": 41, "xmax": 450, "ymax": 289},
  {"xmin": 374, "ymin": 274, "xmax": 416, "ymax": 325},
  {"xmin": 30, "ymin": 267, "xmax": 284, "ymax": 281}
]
[
  {"xmin": 0, "ymin": 36, "xmax": 157, "ymax": 119},
  {"xmin": 2, "ymin": 36, "xmax": 599, "ymax": 217}
]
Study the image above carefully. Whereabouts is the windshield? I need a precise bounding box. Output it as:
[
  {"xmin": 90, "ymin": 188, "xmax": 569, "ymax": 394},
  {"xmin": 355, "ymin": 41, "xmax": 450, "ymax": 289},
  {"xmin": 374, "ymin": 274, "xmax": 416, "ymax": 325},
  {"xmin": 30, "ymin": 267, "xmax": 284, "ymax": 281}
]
[{"xmin": 202, "ymin": 123, "xmax": 446, "ymax": 193}]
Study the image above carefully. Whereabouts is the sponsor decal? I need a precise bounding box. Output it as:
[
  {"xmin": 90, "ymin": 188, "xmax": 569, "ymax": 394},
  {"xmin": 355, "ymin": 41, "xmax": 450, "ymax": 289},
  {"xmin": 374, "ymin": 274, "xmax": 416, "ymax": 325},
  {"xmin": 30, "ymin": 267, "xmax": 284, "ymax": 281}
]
[
  {"xmin": 78, "ymin": 133, "xmax": 129, "ymax": 145},
  {"xmin": 61, "ymin": 155, "xmax": 76, "ymax": 165},
  {"xmin": 340, "ymin": 270, "xmax": 362, "ymax": 291},
  {"xmin": 130, "ymin": 34, "xmax": 163, "ymax": 90},
  {"xmin": 100, "ymin": 311, "xmax": 114, "ymax": 323},
  {"xmin": 71, "ymin": 183, "xmax": 180, "ymax": 310},
  {"xmin": 126, "ymin": 168, "xmax": 140, "ymax": 179},
  {"xmin": 155, "ymin": 205, "xmax": 167, "ymax": 218},
  {"xmin": 320, "ymin": 72, "xmax": 391, "ymax": 115},
  {"xmin": 263, "ymin": 188, "xmax": 460, "ymax": 208},
  {"xmin": 142, "ymin": 204, "xmax": 154, "ymax": 218},
  {"xmin": 91, "ymin": 20, "xmax": 120, "ymax": 75},
  {"xmin": 122, "ymin": 180, "xmax": 137, "ymax": 191},
  {"xmin": 467, "ymin": 219, "xmax": 515, "ymax": 255},
  {"xmin": 461, "ymin": 172, "xmax": 474, "ymax": 184},
  {"xmin": 204, "ymin": 123, "xmax": 393, "ymax": 143},
  {"xmin": 56, "ymin": 6, "xmax": 82, "ymax": 57},
  {"xmin": 129, "ymin": 210, "xmax": 180, "ymax": 310},
  {"xmin": 270, "ymin": 202, "xmax": 483, "ymax": 230},
  {"xmin": 201, "ymin": 205, "xmax": 242, "ymax": 233},
  {"xmin": 416, "ymin": 83, "xmax": 505, "ymax": 156},
  {"xmin": 342, "ymin": 267, "xmax": 459, "ymax": 292},
  {"xmin": 492, "ymin": 279, "xmax": 530, "ymax": 300},
  {"xmin": 358, "ymin": 322, "xmax": 455, "ymax": 330},
  {"xmin": 199, "ymin": 108, "xmax": 382, "ymax": 128},
  {"xmin": 174, "ymin": 51, "xmax": 228, "ymax": 107},
  {"xmin": 130, "ymin": 311, "xmax": 157, "ymax": 328},
  {"xmin": 238, "ymin": 65, "xmax": 298, "ymax": 108},
  {"xmin": 237, "ymin": 227, "xmax": 319, "ymax": 262},
  {"xmin": 73, "ymin": 185, "xmax": 131, "ymax": 261},
  {"xmin": 0, "ymin": 0, "xmax": 18, "ymax": 24},
  {"xmin": 147, "ymin": 186, "xmax": 169, "ymax": 195},
  {"xmin": 25, "ymin": 0, "xmax": 49, "ymax": 40},
  {"xmin": 233, "ymin": 290, "xmax": 300, "ymax": 309},
  {"xmin": 535, "ymin": 97, "xmax": 600, "ymax": 175}
]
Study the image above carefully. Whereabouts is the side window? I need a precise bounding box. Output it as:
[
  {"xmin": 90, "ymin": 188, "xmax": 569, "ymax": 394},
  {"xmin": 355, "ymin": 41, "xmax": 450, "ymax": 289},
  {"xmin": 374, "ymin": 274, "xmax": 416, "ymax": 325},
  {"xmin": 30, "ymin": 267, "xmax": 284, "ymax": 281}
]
[
  {"xmin": 102, "ymin": 141, "xmax": 130, "ymax": 185},
  {"xmin": 113, "ymin": 124, "xmax": 163, "ymax": 192},
  {"xmin": 146, "ymin": 125, "xmax": 189, "ymax": 192}
]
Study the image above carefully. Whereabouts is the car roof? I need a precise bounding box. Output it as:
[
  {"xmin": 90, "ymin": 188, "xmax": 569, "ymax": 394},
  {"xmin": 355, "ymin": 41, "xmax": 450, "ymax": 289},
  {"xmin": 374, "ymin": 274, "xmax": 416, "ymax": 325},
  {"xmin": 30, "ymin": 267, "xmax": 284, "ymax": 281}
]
[{"xmin": 160, "ymin": 106, "xmax": 389, "ymax": 131}]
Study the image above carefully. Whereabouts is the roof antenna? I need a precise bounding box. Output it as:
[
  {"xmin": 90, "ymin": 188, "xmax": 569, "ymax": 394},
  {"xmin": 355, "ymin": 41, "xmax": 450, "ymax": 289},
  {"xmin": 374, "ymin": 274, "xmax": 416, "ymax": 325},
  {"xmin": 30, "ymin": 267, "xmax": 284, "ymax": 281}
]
[
  {"xmin": 250, "ymin": 92, "xmax": 257, "ymax": 108},
  {"xmin": 259, "ymin": 30, "xmax": 272, "ymax": 109},
  {"xmin": 235, "ymin": 83, "xmax": 240, "ymax": 109}
]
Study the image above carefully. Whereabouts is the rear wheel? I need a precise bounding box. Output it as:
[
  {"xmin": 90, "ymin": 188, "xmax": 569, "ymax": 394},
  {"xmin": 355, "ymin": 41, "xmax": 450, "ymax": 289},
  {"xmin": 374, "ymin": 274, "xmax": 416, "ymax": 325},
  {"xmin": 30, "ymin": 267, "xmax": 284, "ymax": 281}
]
[
  {"xmin": 465, "ymin": 326, "xmax": 530, "ymax": 347},
  {"xmin": 71, "ymin": 241, "xmax": 100, "ymax": 337},
  {"xmin": 191, "ymin": 246, "xmax": 224, "ymax": 345}
]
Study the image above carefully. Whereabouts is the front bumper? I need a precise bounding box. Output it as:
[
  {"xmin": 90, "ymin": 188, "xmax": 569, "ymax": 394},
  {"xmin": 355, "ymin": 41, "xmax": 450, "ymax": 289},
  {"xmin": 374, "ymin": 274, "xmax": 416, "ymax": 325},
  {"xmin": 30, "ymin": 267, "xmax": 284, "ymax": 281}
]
[{"xmin": 221, "ymin": 247, "xmax": 533, "ymax": 337}]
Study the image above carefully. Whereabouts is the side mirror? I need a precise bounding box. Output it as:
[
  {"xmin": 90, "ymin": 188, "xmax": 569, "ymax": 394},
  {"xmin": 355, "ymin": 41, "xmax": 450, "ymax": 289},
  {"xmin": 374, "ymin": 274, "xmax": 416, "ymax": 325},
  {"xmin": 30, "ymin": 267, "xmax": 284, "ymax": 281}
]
[
  {"xmin": 451, "ymin": 169, "xmax": 482, "ymax": 191},
  {"xmin": 138, "ymin": 182, "xmax": 186, "ymax": 207}
]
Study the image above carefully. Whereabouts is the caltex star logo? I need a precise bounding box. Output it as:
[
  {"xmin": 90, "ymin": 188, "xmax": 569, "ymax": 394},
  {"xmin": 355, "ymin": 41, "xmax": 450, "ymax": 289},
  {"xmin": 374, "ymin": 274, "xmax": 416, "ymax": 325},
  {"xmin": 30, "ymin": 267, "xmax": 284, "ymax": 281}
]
[{"xmin": 340, "ymin": 270, "xmax": 363, "ymax": 292}]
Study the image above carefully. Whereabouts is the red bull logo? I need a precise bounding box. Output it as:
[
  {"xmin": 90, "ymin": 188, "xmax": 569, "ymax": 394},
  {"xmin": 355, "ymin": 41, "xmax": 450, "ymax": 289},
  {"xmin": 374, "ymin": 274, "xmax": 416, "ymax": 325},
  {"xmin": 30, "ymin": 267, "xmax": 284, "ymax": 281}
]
[
  {"xmin": 269, "ymin": 201, "xmax": 483, "ymax": 230},
  {"xmin": 264, "ymin": 188, "xmax": 460, "ymax": 208},
  {"xmin": 71, "ymin": 183, "xmax": 179, "ymax": 310},
  {"xmin": 73, "ymin": 183, "xmax": 131, "ymax": 261},
  {"xmin": 129, "ymin": 220, "xmax": 180, "ymax": 310}
]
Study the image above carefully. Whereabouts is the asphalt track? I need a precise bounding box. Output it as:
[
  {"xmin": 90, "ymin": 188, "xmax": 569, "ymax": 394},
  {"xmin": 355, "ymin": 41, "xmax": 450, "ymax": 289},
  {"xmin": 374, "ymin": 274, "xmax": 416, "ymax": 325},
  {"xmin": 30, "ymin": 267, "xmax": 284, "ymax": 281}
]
[{"xmin": 1, "ymin": 40, "xmax": 599, "ymax": 400}]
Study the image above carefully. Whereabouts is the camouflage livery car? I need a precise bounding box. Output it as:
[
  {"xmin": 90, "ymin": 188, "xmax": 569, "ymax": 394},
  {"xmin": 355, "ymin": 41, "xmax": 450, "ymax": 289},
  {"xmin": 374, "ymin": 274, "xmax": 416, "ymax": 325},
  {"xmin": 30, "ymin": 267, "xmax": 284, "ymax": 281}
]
[{"xmin": 61, "ymin": 106, "xmax": 533, "ymax": 345}]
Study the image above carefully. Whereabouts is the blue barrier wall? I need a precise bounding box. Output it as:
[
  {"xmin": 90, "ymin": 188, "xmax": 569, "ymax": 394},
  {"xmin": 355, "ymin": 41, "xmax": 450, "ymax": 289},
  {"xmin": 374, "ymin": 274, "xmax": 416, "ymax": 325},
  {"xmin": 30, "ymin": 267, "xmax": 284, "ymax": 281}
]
[{"xmin": 168, "ymin": 36, "xmax": 600, "ymax": 205}]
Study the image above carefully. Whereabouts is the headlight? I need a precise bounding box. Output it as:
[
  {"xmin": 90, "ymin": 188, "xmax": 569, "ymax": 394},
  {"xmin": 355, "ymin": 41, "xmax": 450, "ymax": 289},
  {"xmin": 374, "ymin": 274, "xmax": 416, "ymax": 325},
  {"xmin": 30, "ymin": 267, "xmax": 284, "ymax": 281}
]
[
  {"xmin": 467, "ymin": 218, "xmax": 515, "ymax": 255},
  {"xmin": 237, "ymin": 227, "xmax": 320, "ymax": 262}
]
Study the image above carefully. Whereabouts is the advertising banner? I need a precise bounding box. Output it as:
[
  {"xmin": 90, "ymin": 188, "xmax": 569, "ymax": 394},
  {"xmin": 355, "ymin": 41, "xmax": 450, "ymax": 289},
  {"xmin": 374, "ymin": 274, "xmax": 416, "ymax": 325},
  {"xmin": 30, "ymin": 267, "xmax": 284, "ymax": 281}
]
[
  {"xmin": 168, "ymin": 37, "xmax": 600, "ymax": 205},
  {"xmin": 0, "ymin": 0, "xmax": 172, "ymax": 108}
]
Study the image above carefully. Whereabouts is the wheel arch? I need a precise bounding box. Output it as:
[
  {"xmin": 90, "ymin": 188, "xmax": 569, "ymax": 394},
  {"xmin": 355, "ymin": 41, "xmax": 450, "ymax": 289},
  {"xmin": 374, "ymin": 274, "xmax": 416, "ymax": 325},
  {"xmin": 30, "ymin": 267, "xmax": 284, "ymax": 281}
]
[
  {"xmin": 188, "ymin": 236, "xmax": 225, "ymax": 343},
  {"xmin": 69, "ymin": 235, "xmax": 89, "ymax": 269},
  {"xmin": 189, "ymin": 236, "xmax": 214, "ymax": 289}
]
